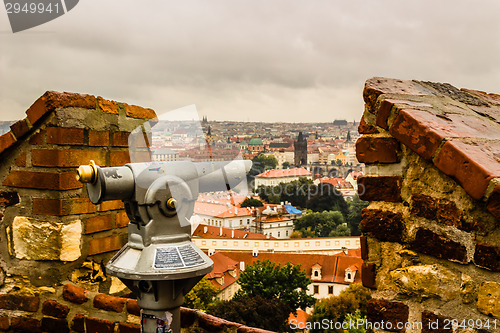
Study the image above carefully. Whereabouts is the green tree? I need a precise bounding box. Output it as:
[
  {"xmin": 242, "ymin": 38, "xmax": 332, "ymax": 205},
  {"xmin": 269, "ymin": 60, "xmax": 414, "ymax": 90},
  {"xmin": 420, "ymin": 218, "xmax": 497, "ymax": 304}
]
[
  {"xmin": 183, "ymin": 277, "xmax": 219, "ymax": 311},
  {"xmin": 343, "ymin": 310, "xmax": 367, "ymax": 333},
  {"xmin": 236, "ymin": 259, "xmax": 315, "ymax": 311},
  {"xmin": 249, "ymin": 153, "xmax": 278, "ymax": 177},
  {"xmin": 309, "ymin": 284, "xmax": 371, "ymax": 333},
  {"xmin": 240, "ymin": 197, "xmax": 264, "ymax": 208},
  {"xmin": 306, "ymin": 183, "xmax": 348, "ymax": 215},
  {"xmin": 207, "ymin": 295, "xmax": 292, "ymax": 332},
  {"xmin": 346, "ymin": 196, "xmax": 369, "ymax": 236},
  {"xmin": 294, "ymin": 210, "xmax": 349, "ymax": 238},
  {"xmin": 282, "ymin": 161, "xmax": 291, "ymax": 169}
]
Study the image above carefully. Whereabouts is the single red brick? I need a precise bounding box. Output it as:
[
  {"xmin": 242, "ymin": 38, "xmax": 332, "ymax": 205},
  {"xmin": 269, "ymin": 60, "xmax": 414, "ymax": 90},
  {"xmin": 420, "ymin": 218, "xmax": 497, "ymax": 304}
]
[
  {"xmin": 474, "ymin": 243, "xmax": 500, "ymax": 272},
  {"xmin": 117, "ymin": 322, "xmax": 140, "ymax": 333},
  {"xmin": 433, "ymin": 139, "xmax": 500, "ymax": 200},
  {"xmin": 46, "ymin": 127, "xmax": 85, "ymax": 145},
  {"xmin": 89, "ymin": 130, "xmax": 110, "ymax": 147},
  {"xmin": 99, "ymin": 200, "xmax": 125, "ymax": 212},
  {"xmin": 41, "ymin": 317, "xmax": 69, "ymax": 333},
  {"xmin": 0, "ymin": 213, "xmax": 3, "ymax": 222},
  {"xmin": 10, "ymin": 118, "xmax": 31, "ymax": 139},
  {"xmin": 421, "ymin": 311, "xmax": 453, "ymax": 333},
  {"xmin": 98, "ymin": 97, "xmax": 119, "ymax": 115},
  {"xmin": 363, "ymin": 77, "xmax": 433, "ymax": 113},
  {"xmin": 0, "ymin": 132, "xmax": 16, "ymax": 156},
  {"xmin": 126, "ymin": 299, "xmax": 140, "ymax": 316},
  {"xmin": 361, "ymin": 263, "xmax": 376, "ymax": 289},
  {"xmin": 33, "ymin": 198, "xmax": 95, "ymax": 216},
  {"xmin": 123, "ymin": 102, "xmax": 156, "ymax": 119},
  {"xmin": 15, "ymin": 151, "xmax": 26, "ymax": 167},
  {"xmin": 112, "ymin": 131, "xmax": 131, "ymax": 147},
  {"xmin": 358, "ymin": 116, "xmax": 379, "ymax": 134},
  {"xmin": 85, "ymin": 317, "xmax": 115, "ymax": 333},
  {"xmin": 3, "ymin": 171, "xmax": 82, "ymax": 190},
  {"xmin": 110, "ymin": 150, "xmax": 131, "ymax": 166},
  {"xmin": 26, "ymin": 91, "xmax": 96, "ymax": 125},
  {"xmin": 32, "ymin": 149, "xmax": 106, "ymax": 167},
  {"xmin": 93, "ymin": 294, "xmax": 126, "ymax": 313},
  {"xmin": 0, "ymin": 316, "xmax": 9, "ymax": 330},
  {"xmin": 198, "ymin": 312, "xmax": 235, "ymax": 332},
  {"xmin": 0, "ymin": 294, "xmax": 39, "ymax": 312},
  {"xmin": 42, "ymin": 299, "xmax": 70, "ymax": 318},
  {"xmin": 71, "ymin": 314, "xmax": 85, "ymax": 332},
  {"xmin": 366, "ymin": 298, "xmax": 409, "ymax": 333},
  {"xmin": 29, "ymin": 130, "xmax": 44, "ymax": 145},
  {"xmin": 410, "ymin": 228, "xmax": 468, "ymax": 264},
  {"xmin": 116, "ymin": 211, "xmax": 130, "ymax": 228},
  {"xmin": 63, "ymin": 284, "xmax": 89, "ymax": 304},
  {"xmin": 180, "ymin": 307, "xmax": 197, "ymax": 328},
  {"xmin": 88, "ymin": 235, "xmax": 122, "ymax": 255},
  {"xmin": 355, "ymin": 136, "xmax": 400, "ymax": 164},
  {"xmin": 411, "ymin": 194, "xmax": 464, "ymax": 229},
  {"xmin": 85, "ymin": 215, "xmax": 113, "ymax": 234},
  {"xmin": 376, "ymin": 99, "xmax": 434, "ymax": 129},
  {"xmin": 10, "ymin": 317, "xmax": 41, "ymax": 333},
  {"xmin": 0, "ymin": 191, "xmax": 19, "ymax": 207},
  {"xmin": 358, "ymin": 176, "xmax": 402, "ymax": 202},
  {"xmin": 360, "ymin": 209, "xmax": 404, "ymax": 243}
]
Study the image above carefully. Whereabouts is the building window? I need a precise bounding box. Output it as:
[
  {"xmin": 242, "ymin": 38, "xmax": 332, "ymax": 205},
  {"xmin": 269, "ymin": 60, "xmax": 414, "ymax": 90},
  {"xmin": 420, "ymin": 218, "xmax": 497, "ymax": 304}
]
[
  {"xmin": 328, "ymin": 286, "xmax": 334, "ymax": 294},
  {"xmin": 347, "ymin": 273, "xmax": 351, "ymax": 280},
  {"xmin": 278, "ymin": 232, "xmax": 280, "ymax": 237},
  {"xmin": 314, "ymin": 271, "xmax": 319, "ymax": 277},
  {"xmin": 313, "ymin": 285, "xmax": 319, "ymax": 294},
  {"xmin": 286, "ymin": 230, "xmax": 289, "ymax": 236}
]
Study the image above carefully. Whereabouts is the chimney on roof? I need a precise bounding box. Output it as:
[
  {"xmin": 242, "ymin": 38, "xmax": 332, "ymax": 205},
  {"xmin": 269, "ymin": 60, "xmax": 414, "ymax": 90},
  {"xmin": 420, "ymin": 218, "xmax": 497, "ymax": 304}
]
[
  {"xmin": 208, "ymin": 249, "xmax": 215, "ymax": 256},
  {"xmin": 342, "ymin": 247, "xmax": 348, "ymax": 255},
  {"xmin": 235, "ymin": 207, "xmax": 238, "ymax": 214},
  {"xmin": 231, "ymin": 229, "xmax": 234, "ymax": 238},
  {"xmin": 220, "ymin": 227, "xmax": 223, "ymax": 236},
  {"xmin": 252, "ymin": 249, "xmax": 258, "ymax": 257},
  {"xmin": 204, "ymin": 226, "xmax": 208, "ymax": 234},
  {"xmin": 240, "ymin": 261, "xmax": 245, "ymax": 271}
]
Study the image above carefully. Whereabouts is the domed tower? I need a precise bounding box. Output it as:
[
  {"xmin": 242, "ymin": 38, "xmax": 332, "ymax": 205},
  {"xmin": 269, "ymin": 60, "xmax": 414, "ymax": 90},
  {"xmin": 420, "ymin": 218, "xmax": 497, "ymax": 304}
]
[{"xmin": 294, "ymin": 131, "xmax": 307, "ymax": 166}]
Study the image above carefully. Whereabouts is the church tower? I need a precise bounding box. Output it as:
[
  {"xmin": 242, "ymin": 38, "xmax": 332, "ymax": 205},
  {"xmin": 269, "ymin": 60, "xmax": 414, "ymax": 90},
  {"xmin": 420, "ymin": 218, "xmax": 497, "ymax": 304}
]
[
  {"xmin": 294, "ymin": 131, "xmax": 307, "ymax": 167},
  {"xmin": 206, "ymin": 126, "xmax": 214, "ymax": 144}
]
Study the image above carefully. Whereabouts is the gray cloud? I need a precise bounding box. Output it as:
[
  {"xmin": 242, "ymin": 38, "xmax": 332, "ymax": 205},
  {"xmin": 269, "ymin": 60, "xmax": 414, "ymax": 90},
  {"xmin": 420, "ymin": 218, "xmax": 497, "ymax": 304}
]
[{"xmin": 1, "ymin": 0, "xmax": 499, "ymax": 122}]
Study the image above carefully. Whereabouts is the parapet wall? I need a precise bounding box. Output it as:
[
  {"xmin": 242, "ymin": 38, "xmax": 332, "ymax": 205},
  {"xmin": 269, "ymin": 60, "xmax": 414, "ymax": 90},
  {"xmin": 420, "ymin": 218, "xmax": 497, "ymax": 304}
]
[
  {"xmin": 357, "ymin": 78, "xmax": 500, "ymax": 332},
  {"xmin": 0, "ymin": 91, "xmax": 155, "ymax": 332}
]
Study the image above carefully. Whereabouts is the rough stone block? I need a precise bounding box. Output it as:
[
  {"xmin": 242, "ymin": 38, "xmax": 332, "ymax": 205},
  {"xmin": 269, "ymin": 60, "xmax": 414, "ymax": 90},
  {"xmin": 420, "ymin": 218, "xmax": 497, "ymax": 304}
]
[
  {"xmin": 12, "ymin": 217, "xmax": 81, "ymax": 261},
  {"xmin": 358, "ymin": 176, "xmax": 402, "ymax": 202},
  {"xmin": 366, "ymin": 298, "xmax": 409, "ymax": 332},
  {"xmin": 477, "ymin": 282, "xmax": 500, "ymax": 317},
  {"xmin": 358, "ymin": 117, "xmax": 379, "ymax": 134},
  {"xmin": 474, "ymin": 243, "xmax": 500, "ymax": 272},
  {"xmin": 355, "ymin": 136, "xmax": 400, "ymax": 164},
  {"xmin": 93, "ymin": 294, "xmax": 126, "ymax": 313},
  {"xmin": 410, "ymin": 228, "xmax": 468, "ymax": 264},
  {"xmin": 360, "ymin": 209, "xmax": 404, "ymax": 243},
  {"xmin": 42, "ymin": 299, "xmax": 70, "ymax": 318},
  {"xmin": 390, "ymin": 264, "xmax": 460, "ymax": 300}
]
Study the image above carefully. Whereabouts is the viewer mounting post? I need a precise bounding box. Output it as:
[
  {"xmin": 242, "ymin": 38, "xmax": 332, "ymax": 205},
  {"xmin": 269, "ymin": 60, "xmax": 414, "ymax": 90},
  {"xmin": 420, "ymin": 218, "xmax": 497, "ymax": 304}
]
[{"xmin": 77, "ymin": 159, "xmax": 251, "ymax": 333}]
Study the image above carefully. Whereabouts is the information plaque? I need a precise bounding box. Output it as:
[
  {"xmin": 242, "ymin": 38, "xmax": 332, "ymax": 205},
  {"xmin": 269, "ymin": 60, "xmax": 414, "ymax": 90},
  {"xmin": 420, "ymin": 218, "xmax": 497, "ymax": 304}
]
[{"xmin": 154, "ymin": 245, "xmax": 205, "ymax": 269}]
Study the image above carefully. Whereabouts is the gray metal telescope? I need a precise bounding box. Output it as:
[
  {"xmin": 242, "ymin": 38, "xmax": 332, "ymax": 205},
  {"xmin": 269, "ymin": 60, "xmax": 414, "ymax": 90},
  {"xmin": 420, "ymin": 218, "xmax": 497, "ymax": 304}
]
[{"xmin": 77, "ymin": 159, "xmax": 252, "ymax": 333}]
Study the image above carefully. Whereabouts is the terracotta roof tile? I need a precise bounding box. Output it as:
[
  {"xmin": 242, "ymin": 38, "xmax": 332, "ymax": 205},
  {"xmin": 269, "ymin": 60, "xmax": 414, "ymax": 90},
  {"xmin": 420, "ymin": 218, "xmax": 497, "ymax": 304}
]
[{"xmin": 256, "ymin": 168, "xmax": 311, "ymax": 178}]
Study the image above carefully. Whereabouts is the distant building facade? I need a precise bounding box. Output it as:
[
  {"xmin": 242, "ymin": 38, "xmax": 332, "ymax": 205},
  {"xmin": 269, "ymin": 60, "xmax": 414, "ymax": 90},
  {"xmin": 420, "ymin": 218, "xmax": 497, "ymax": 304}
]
[{"xmin": 294, "ymin": 132, "xmax": 307, "ymax": 166}]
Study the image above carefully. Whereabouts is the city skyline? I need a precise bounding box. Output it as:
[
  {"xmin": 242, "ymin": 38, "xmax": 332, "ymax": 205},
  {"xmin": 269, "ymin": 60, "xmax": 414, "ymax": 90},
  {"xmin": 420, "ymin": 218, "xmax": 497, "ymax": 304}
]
[{"xmin": 1, "ymin": 1, "xmax": 500, "ymax": 123}]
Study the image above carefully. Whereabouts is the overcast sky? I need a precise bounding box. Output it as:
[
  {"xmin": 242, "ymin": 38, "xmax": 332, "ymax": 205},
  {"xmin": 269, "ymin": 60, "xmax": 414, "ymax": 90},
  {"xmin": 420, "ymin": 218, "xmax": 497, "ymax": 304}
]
[{"xmin": 1, "ymin": 0, "xmax": 499, "ymax": 123}]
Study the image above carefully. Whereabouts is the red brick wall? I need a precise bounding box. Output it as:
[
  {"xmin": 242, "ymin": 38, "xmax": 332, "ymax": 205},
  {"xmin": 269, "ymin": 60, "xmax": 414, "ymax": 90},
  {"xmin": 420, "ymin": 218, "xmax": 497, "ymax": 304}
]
[{"xmin": 357, "ymin": 78, "xmax": 500, "ymax": 332}]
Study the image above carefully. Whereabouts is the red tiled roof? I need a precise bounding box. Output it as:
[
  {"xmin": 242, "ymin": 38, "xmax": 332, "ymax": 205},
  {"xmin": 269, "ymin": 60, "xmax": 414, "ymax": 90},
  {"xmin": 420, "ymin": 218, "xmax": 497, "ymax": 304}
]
[
  {"xmin": 193, "ymin": 224, "xmax": 273, "ymax": 240},
  {"xmin": 320, "ymin": 178, "xmax": 354, "ymax": 189},
  {"xmin": 207, "ymin": 252, "xmax": 240, "ymax": 291},
  {"xmin": 256, "ymin": 168, "xmax": 311, "ymax": 178}
]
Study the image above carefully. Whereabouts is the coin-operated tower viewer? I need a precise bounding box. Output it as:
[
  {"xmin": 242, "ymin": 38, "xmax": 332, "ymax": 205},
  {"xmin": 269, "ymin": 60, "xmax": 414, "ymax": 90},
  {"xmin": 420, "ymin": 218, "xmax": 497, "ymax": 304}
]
[{"xmin": 77, "ymin": 159, "xmax": 252, "ymax": 333}]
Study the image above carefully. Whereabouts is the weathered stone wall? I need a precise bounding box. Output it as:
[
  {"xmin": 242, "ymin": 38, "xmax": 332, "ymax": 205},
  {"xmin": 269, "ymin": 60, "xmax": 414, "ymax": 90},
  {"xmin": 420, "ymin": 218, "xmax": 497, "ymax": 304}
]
[
  {"xmin": 0, "ymin": 91, "xmax": 156, "ymax": 332},
  {"xmin": 357, "ymin": 78, "xmax": 500, "ymax": 333}
]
